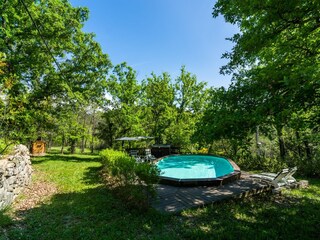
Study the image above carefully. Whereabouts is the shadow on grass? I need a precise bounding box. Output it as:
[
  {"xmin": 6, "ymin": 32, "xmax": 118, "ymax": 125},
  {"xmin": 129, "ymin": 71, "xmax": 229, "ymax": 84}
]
[
  {"xmin": 175, "ymin": 192, "xmax": 320, "ymax": 240},
  {"xmin": 31, "ymin": 153, "xmax": 101, "ymax": 165},
  {"xmin": 82, "ymin": 166, "xmax": 104, "ymax": 185},
  {"xmin": 0, "ymin": 209, "xmax": 13, "ymax": 227},
  {"xmin": 3, "ymin": 189, "xmax": 172, "ymax": 239},
  {"xmin": 3, "ymin": 151, "xmax": 320, "ymax": 239},
  {"xmin": 3, "ymin": 188, "xmax": 320, "ymax": 239},
  {"xmin": 1, "ymin": 154, "xmax": 174, "ymax": 239},
  {"xmin": 6, "ymin": 188, "xmax": 159, "ymax": 239},
  {"xmin": 46, "ymin": 147, "xmax": 100, "ymax": 155}
]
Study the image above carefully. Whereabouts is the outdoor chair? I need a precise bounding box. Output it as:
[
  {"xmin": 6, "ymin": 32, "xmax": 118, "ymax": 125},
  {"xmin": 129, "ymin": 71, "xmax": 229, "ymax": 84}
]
[
  {"xmin": 250, "ymin": 167, "xmax": 297, "ymax": 188},
  {"xmin": 144, "ymin": 149, "xmax": 156, "ymax": 162},
  {"xmin": 254, "ymin": 167, "xmax": 297, "ymax": 185},
  {"xmin": 129, "ymin": 150, "xmax": 143, "ymax": 163}
]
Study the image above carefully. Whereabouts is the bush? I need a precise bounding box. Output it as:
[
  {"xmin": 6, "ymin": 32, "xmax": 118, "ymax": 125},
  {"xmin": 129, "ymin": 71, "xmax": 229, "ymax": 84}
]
[
  {"xmin": 100, "ymin": 149, "xmax": 160, "ymax": 211},
  {"xmin": 0, "ymin": 139, "xmax": 14, "ymax": 158}
]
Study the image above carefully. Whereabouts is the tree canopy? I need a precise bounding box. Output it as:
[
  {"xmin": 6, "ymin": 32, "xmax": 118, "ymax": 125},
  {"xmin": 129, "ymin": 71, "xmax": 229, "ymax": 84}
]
[
  {"xmin": 1, "ymin": 0, "xmax": 319, "ymax": 176},
  {"xmin": 0, "ymin": 0, "xmax": 111, "ymax": 144},
  {"xmin": 213, "ymin": 0, "xmax": 320, "ymax": 111},
  {"xmin": 193, "ymin": 0, "xmax": 320, "ymax": 174}
]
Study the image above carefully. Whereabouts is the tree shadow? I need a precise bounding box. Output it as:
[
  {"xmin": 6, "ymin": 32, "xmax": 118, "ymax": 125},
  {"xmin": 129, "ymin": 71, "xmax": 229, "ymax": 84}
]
[
  {"xmin": 1, "ymin": 157, "xmax": 175, "ymax": 239},
  {"xmin": 81, "ymin": 166, "xmax": 104, "ymax": 185},
  {"xmin": 4, "ymin": 186, "xmax": 319, "ymax": 239},
  {"xmin": 3, "ymin": 153, "xmax": 320, "ymax": 239},
  {"xmin": 3, "ymin": 188, "xmax": 174, "ymax": 239},
  {"xmin": 31, "ymin": 153, "xmax": 101, "ymax": 165},
  {"xmin": 174, "ymin": 193, "xmax": 320, "ymax": 239}
]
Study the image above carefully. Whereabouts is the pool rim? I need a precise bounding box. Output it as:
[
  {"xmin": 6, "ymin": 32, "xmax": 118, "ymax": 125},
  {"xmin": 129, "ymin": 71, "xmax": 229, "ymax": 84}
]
[{"xmin": 154, "ymin": 154, "xmax": 241, "ymax": 187}]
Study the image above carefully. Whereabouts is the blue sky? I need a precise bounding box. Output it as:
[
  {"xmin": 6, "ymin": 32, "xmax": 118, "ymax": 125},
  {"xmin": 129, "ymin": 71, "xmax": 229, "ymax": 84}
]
[{"xmin": 69, "ymin": 0, "xmax": 238, "ymax": 88}]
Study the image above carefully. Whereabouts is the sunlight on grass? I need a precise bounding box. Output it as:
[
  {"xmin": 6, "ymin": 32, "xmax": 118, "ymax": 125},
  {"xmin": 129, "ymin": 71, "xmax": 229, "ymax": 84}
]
[
  {"xmin": 285, "ymin": 179, "xmax": 320, "ymax": 200},
  {"xmin": 1, "ymin": 153, "xmax": 319, "ymax": 239},
  {"xmin": 32, "ymin": 154, "xmax": 102, "ymax": 193},
  {"xmin": 234, "ymin": 212, "xmax": 257, "ymax": 223}
]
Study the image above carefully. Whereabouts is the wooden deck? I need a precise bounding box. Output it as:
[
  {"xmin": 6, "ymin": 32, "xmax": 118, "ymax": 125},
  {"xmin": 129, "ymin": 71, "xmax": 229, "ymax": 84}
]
[{"xmin": 151, "ymin": 174, "xmax": 272, "ymax": 213}]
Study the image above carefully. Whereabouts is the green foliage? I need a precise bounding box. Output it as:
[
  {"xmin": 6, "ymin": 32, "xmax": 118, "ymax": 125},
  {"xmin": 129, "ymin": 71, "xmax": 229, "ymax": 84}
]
[
  {"xmin": 0, "ymin": 52, "xmax": 5, "ymax": 75},
  {"xmin": 0, "ymin": 0, "xmax": 111, "ymax": 144},
  {"xmin": 99, "ymin": 149, "xmax": 159, "ymax": 211},
  {"xmin": 191, "ymin": 0, "xmax": 320, "ymax": 176},
  {"xmin": 98, "ymin": 63, "xmax": 144, "ymax": 148},
  {"xmin": 100, "ymin": 149, "xmax": 136, "ymax": 185},
  {"xmin": 169, "ymin": 66, "xmax": 208, "ymax": 148},
  {"xmin": 135, "ymin": 162, "xmax": 160, "ymax": 187},
  {"xmin": 194, "ymin": 87, "xmax": 255, "ymax": 146},
  {"xmin": 2, "ymin": 0, "xmax": 319, "ymax": 179},
  {"xmin": 0, "ymin": 209, "xmax": 13, "ymax": 227},
  {"xmin": 142, "ymin": 72, "xmax": 176, "ymax": 144},
  {"xmin": 100, "ymin": 148, "xmax": 128, "ymax": 165},
  {"xmin": 0, "ymin": 139, "xmax": 10, "ymax": 156},
  {"xmin": 97, "ymin": 65, "xmax": 208, "ymax": 151}
]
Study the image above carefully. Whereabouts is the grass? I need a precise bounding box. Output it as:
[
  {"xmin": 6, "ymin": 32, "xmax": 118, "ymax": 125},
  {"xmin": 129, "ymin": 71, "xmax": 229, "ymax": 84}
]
[{"xmin": 0, "ymin": 152, "xmax": 319, "ymax": 239}]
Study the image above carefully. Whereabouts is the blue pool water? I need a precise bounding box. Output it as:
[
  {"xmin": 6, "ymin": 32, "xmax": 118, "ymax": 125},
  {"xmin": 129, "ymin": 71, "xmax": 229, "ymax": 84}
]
[{"xmin": 156, "ymin": 155, "xmax": 234, "ymax": 179}]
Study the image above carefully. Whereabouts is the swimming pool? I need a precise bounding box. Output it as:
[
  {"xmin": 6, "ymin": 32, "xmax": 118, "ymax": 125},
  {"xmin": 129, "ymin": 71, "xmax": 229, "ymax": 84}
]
[{"xmin": 156, "ymin": 154, "xmax": 241, "ymax": 186}]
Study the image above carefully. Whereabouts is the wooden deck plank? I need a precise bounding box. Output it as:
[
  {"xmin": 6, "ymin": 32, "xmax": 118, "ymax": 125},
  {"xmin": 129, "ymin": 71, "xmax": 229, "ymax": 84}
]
[{"xmin": 151, "ymin": 177, "xmax": 271, "ymax": 213}]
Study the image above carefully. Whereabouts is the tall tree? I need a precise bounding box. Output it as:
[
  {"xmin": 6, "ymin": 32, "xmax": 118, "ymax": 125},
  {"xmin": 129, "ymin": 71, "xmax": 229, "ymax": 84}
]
[
  {"xmin": 167, "ymin": 66, "xmax": 208, "ymax": 148},
  {"xmin": 175, "ymin": 66, "xmax": 208, "ymax": 119},
  {"xmin": 0, "ymin": 0, "xmax": 111, "ymax": 144},
  {"xmin": 212, "ymin": 0, "xmax": 320, "ymax": 160},
  {"xmin": 142, "ymin": 72, "xmax": 175, "ymax": 144},
  {"xmin": 98, "ymin": 63, "xmax": 142, "ymax": 147},
  {"xmin": 194, "ymin": 85, "xmax": 254, "ymax": 156}
]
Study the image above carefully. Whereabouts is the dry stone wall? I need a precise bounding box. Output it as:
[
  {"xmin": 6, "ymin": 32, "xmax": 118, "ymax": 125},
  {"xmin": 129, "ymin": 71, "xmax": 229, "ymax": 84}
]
[{"xmin": 0, "ymin": 145, "xmax": 32, "ymax": 210}]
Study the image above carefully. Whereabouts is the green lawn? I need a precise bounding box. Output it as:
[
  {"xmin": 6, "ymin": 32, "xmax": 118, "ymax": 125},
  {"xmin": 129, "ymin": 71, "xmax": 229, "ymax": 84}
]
[{"xmin": 1, "ymin": 153, "xmax": 319, "ymax": 240}]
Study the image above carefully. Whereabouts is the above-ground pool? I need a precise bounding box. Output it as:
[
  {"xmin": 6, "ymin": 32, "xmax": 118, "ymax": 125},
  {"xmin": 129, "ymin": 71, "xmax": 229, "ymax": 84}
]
[{"xmin": 156, "ymin": 155, "xmax": 241, "ymax": 186}]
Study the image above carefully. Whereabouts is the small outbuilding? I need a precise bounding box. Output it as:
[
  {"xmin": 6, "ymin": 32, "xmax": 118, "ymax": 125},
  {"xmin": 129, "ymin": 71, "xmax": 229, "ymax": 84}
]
[{"xmin": 31, "ymin": 139, "xmax": 46, "ymax": 156}]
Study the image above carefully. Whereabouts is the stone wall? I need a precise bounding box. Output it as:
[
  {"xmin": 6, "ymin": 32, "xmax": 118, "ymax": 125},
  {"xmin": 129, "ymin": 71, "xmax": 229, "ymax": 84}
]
[{"xmin": 0, "ymin": 145, "xmax": 32, "ymax": 210}]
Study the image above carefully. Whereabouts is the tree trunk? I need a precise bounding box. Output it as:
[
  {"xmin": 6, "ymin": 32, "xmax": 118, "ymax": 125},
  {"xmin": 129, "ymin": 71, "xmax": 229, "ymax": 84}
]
[
  {"xmin": 70, "ymin": 139, "xmax": 76, "ymax": 154},
  {"xmin": 108, "ymin": 122, "xmax": 113, "ymax": 148},
  {"xmin": 84, "ymin": 138, "xmax": 87, "ymax": 149},
  {"xmin": 47, "ymin": 132, "xmax": 53, "ymax": 152},
  {"xmin": 90, "ymin": 112, "xmax": 95, "ymax": 154},
  {"xmin": 255, "ymin": 125, "xmax": 262, "ymax": 156},
  {"xmin": 276, "ymin": 126, "xmax": 286, "ymax": 161},
  {"xmin": 231, "ymin": 141, "xmax": 238, "ymax": 159},
  {"xmin": 295, "ymin": 131, "xmax": 302, "ymax": 157},
  {"xmin": 304, "ymin": 140, "xmax": 312, "ymax": 160},
  {"xmin": 81, "ymin": 116, "xmax": 87, "ymax": 153},
  {"xmin": 90, "ymin": 133, "xmax": 94, "ymax": 154},
  {"xmin": 60, "ymin": 134, "xmax": 65, "ymax": 154},
  {"xmin": 81, "ymin": 136, "xmax": 85, "ymax": 153}
]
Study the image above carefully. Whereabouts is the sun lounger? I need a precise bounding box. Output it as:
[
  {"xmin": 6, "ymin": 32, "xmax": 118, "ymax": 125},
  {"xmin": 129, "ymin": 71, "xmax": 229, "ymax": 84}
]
[
  {"xmin": 255, "ymin": 167, "xmax": 297, "ymax": 184},
  {"xmin": 250, "ymin": 167, "xmax": 297, "ymax": 188}
]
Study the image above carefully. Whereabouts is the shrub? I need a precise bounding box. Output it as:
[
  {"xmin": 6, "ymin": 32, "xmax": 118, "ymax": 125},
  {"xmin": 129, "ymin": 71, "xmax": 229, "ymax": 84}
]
[
  {"xmin": 0, "ymin": 139, "xmax": 14, "ymax": 158},
  {"xmin": 100, "ymin": 149, "xmax": 160, "ymax": 211},
  {"xmin": 196, "ymin": 147, "xmax": 209, "ymax": 154}
]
